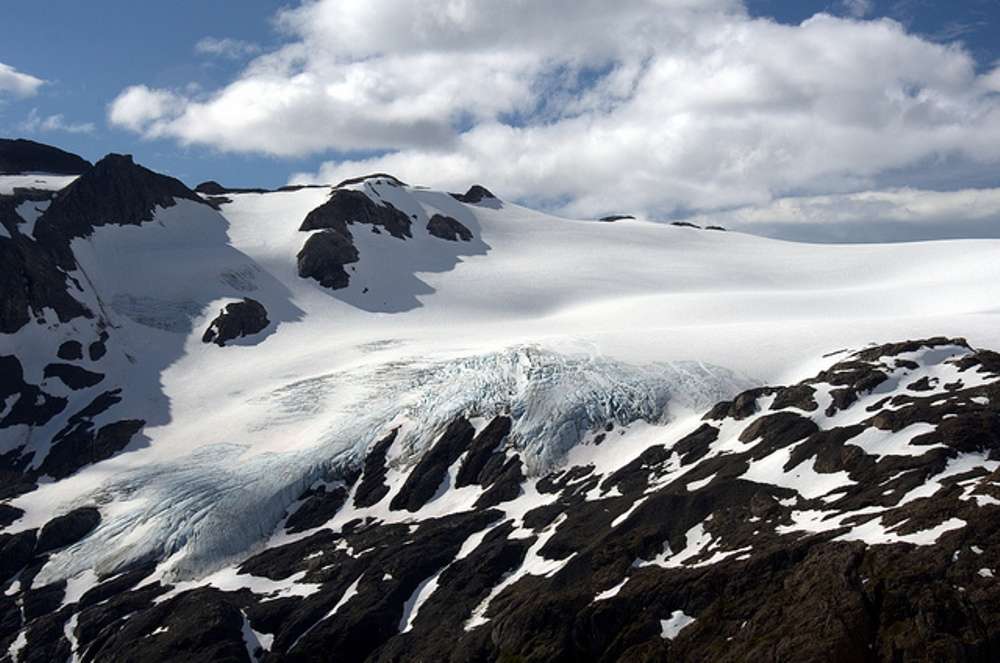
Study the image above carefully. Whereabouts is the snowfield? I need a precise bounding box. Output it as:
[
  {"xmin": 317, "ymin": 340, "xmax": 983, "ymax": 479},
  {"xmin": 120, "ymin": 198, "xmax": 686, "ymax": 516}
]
[{"xmin": 6, "ymin": 172, "xmax": 1000, "ymax": 596}]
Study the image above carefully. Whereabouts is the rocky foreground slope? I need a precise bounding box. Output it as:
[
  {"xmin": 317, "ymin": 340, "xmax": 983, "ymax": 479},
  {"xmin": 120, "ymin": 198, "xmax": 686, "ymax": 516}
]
[
  {"xmin": 3, "ymin": 337, "xmax": 1000, "ymax": 662},
  {"xmin": 3, "ymin": 141, "xmax": 1000, "ymax": 662}
]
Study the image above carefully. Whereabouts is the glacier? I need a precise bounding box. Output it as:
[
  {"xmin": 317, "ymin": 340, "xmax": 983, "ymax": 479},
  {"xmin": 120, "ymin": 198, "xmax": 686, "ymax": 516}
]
[{"xmin": 34, "ymin": 345, "xmax": 751, "ymax": 584}]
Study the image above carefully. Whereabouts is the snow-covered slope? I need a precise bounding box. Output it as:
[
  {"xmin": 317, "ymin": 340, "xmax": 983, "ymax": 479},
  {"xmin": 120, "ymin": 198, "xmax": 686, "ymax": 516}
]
[{"xmin": 4, "ymin": 150, "xmax": 1000, "ymax": 662}]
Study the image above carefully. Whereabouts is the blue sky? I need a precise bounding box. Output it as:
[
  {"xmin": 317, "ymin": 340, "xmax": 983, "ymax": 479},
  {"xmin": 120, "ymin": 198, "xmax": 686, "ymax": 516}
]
[
  {"xmin": 1, "ymin": 1, "xmax": 330, "ymax": 186},
  {"xmin": 1, "ymin": 0, "xmax": 999, "ymax": 205}
]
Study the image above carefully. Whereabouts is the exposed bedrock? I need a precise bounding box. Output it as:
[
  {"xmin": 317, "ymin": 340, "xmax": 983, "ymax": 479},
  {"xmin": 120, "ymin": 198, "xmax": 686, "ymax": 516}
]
[
  {"xmin": 0, "ymin": 138, "xmax": 92, "ymax": 175},
  {"xmin": 296, "ymin": 229, "xmax": 360, "ymax": 290},
  {"xmin": 426, "ymin": 213, "xmax": 473, "ymax": 242},
  {"xmin": 299, "ymin": 189, "xmax": 411, "ymax": 239},
  {"xmin": 202, "ymin": 298, "xmax": 270, "ymax": 346}
]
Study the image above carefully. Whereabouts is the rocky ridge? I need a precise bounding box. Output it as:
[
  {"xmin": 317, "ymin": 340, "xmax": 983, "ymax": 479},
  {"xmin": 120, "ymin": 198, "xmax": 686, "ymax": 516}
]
[{"xmin": 3, "ymin": 337, "xmax": 1000, "ymax": 662}]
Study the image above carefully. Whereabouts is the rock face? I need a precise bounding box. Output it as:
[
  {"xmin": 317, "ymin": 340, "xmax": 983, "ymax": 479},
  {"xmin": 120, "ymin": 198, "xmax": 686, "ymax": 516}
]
[
  {"xmin": 0, "ymin": 210, "xmax": 92, "ymax": 333},
  {"xmin": 33, "ymin": 153, "xmax": 207, "ymax": 268},
  {"xmin": 202, "ymin": 298, "xmax": 270, "ymax": 346},
  {"xmin": 299, "ymin": 189, "xmax": 411, "ymax": 240},
  {"xmin": 450, "ymin": 184, "xmax": 497, "ymax": 204},
  {"xmin": 0, "ymin": 138, "xmax": 91, "ymax": 175},
  {"xmin": 426, "ymin": 214, "xmax": 473, "ymax": 242},
  {"xmin": 36, "ymin": 508, "xmax": 101, "ymax": 554},
  {"xmin": 296, "ymin": 186, "xmax": 416, "ymax": 291},
  {"xmin": 297, "ymin": 230, "xmax": 360, "ymax": 290},
  {"xmin": 5, "ymin": 337, "xmax": 1000, "ymax": 662}
]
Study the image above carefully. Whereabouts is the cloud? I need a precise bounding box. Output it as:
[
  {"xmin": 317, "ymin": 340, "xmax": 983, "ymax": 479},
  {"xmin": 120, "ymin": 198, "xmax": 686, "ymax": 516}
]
[
  {"xmin": 0, "ymin": 62, "xmax": 45, "ymax": 98},
  {"xmin": 107, "ymin": 85, "xmax": 185, "ymax": 133},
  {"xmin": 109, "ymin": 1, "xmax": 1000, "ymax": 221},
  {"xmin": 681, "ymin": 187, "xmax": 1000, "ymax": 242},
  {"xmin": 839, "ymin": 0, "xmax": 874, "ymax": 19},
  {"xmin": 20, "ymin": 108, "xmax": 95, "ymax": 134},
  {"xmin": 194, "ymin": 37, "xmax": 261, "ymax": 59}
]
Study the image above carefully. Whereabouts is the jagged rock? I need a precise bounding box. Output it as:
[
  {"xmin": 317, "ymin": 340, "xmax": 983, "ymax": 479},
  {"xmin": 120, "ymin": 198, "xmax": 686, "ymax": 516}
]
[
  {"xmin": 598, "ymin": 214, "xmax": 635, "ymax": 222},
  {"xmin": 7, "ymin": 336, "xmax": 1000, "ymax": 661},
  {"xmin": 286, "ymin": 483, "xmax": 351, "ymax": 534},
  {"xmin": 22, "ymin": 581, "xmax": 67, "ymax": 621},
  {"xmin": 0, "ymin": 530, "xmax": 36, "ymax": 584},
  {"xmin": 201, "ymin": 298, "xmax": 269, "ymax": 346},
  {"xmin": 33, "ymin": 153, "xmax": 208, "ymax": 269},
  {"xmin": 704, "ymin": 386, "xmax": 778, "ymax": 421},
  {"xmin": 455, "ymin": 417, "xmax": 512, "ymax": 488},
  {"xmin": 672, "ymin": 221, "xmax": 701, "ymax": 228},
  {"xmin": 0, "ymin": 199, "xmax": 92, "ymax": 332},
  {"xmin": 299, "ymin": 189, "xmax": 411, "ymax": 239},
  {"xmin": 296, "ymin": 229, "xmax": 360, "ymax": 290},
  {"xmin": 390, "ymin": 418, "xmax": 475, "ymax": 512},
  {"xmin": 353, "ymin": 430, "xmax": 398, "ymax": 508},
  {"xmin": 83, "ymin": 588, "xmax": 251, "ymax": 663},
  {"xmin": 450, "ymin": 184, "xmax": 497, "ymax": 204},
  {"xmin": 0, "ymin": 138, "xmax": 91, "ymax": 175},
  {"xmin": 0, "ymin": 355, "xmax": 67, "ymax": 429},
  {"xmin": 40, "ymin": 418, "xmax": 145, "ymax": 480},
  {"xmin": 36, "ymin": 507, "xmax": 101, "ymax": 554},
  {"xmin": 474, "ymin": 457, "xmax": 525, "ymax": 508},
  {"xmin": 426, "ymin": 213, "xmax": 473, "ymax": 242}
]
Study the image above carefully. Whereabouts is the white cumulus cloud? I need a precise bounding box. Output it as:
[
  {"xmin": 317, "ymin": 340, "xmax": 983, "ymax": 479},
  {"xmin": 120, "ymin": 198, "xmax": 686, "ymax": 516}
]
[
  {"xmin": 108, "ymin": 1, "xmax": 1000, "ymax": 225},
  {"xmin": 0, "ymin": 61, "xmax": 45, "ymax": 98}
]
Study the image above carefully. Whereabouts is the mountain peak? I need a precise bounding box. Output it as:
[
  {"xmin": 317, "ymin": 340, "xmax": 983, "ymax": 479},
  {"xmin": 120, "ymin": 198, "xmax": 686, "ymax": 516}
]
[
  {"xmin": 33, "ymin": 152, "xmax": 208, "ymax": 267},
  {"xmin": 0, "ymin": 137, "xmax": 92, "ymax": 175}
]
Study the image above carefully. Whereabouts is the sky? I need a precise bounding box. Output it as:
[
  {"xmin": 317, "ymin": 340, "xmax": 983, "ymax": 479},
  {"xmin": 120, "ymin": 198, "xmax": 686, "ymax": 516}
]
[{"xmin": 2, "ymin": 0, "xmax": 1000, "ymax": 240}]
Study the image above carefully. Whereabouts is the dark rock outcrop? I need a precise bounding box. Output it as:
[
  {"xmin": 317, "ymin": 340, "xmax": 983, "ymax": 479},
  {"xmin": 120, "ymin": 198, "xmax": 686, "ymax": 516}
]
[
  {"xmin": 450, "ymin": 184, "xmax": 497, "ymax": 204},
  {"xmin": 7, "ymin": 337, "xmax": 1000, "ymax": 663},
  {"xmin": 0, "ymin": 138, "xmax": 91, "ymax": 175},
  {"xmin": 56, "ymin": 341, "xmax": 83, "ymax": 361},
  {"xmin": 299, "ymin": 189, "xmax": 411, "ymax": 240},
  {"xmin": 389, "ymin": 418, "xmax": 475, "ymax": 512},
  {"xmin": 201, "ymin": 298, "xmax": 269, "ymax": 346},
  {"xmin": 296, "ymin": 230, "xmax": 360, "ymax": 290},
  {"xmin": 194, "ymin": 180, "xmax": 267, "ymax": 195},
  {"xmin": 332, "ymin": 173, "xmax": 406, "ymax": 189},
  {"xmin": 35, "ymin": 507, "xmax": 101, "ymax": 554},
  {"xmin": 353, "ymin": 430, "xmax": 399, "ymax": 508},
  {"xmin": 426, "ymin": 214, "xmax": 473, "ymax": 242},
  {"xmin": 0, "ymin": 355, "xmax": 67, "ymax": 430},
  {"xmin": 598, "ymin": 214, "xmax": 635, "ymax": 222},
  {"xmin": 0, "ymin": 198, "xmax": 92, "ymax": 333},
  {"xmin": 42, "ymin": 363, "xmax": 104, "ymax": 390},
  {"xmin": 40, "ymin": 418, "xmax": 145, "ymax": 480}
]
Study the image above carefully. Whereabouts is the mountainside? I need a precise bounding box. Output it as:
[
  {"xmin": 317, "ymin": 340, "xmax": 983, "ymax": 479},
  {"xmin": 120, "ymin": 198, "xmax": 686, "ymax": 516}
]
[
  {"xmin": 3, "ymin": 142, "xmax": 1000, "ymax": 662},
  {"xmin": 0, "ymin": 139, "xmax": 91, "ymax": 177}
]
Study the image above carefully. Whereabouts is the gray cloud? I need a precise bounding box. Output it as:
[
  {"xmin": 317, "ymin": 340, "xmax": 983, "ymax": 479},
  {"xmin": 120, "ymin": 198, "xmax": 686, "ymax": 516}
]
[{"xmin": 682, "ymin": 187, "xmax": 1000, "ymax": 243}]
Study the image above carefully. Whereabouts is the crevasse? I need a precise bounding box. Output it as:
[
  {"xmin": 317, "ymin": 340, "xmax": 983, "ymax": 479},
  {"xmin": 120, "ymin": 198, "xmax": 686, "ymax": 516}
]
[{"xmin": 36, "ymin": 346, "xmax": 750, "ymax": 583}]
